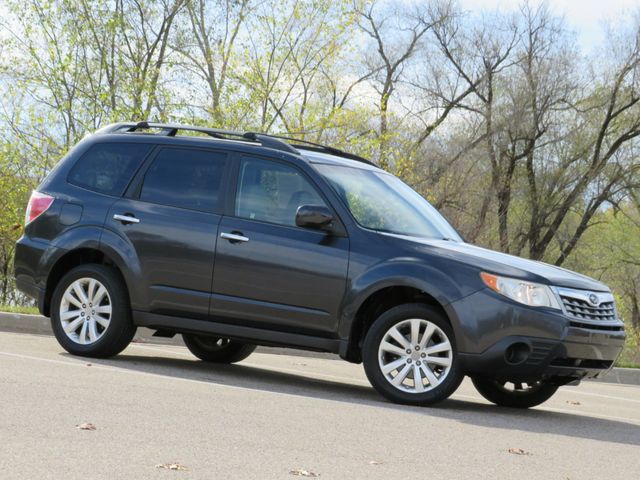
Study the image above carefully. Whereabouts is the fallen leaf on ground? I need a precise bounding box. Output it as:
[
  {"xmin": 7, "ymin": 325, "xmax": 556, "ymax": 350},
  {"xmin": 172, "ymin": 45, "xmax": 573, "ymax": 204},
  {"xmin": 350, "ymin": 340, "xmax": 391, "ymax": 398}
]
[
  {"xmin": 566, "ymin": 400, "xmax": 581, "ymax": 405},
  {"xmin": 76, "ymin": 423, "xmax": 96, "ymax": 431},
  {"xmin": 155, "ymin": 463, "xmax": 188, "ymax": 471},
  {"xmin": 369, "ymin": 460, "xmax": 383, "ymax": 465},
  {"xmin": 289, "ymin": 468, "xmax": 319, "ymax": 477},
  {"xmin": 86, "ymin": 363, "xmax": 92, "ymax": 367},
  {"xmin": 507, "ymin": 448, "xmax": 531, "ymax": 456}
]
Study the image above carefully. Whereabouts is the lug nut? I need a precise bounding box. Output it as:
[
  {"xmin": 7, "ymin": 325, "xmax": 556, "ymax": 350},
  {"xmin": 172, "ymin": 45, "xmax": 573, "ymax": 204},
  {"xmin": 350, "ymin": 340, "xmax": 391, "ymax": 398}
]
[
  {"xmin": 416, "ymin": 361, "xmax": 422, "ymax": 366},
  {"xmin": 406, "ymin": 349, "xmax": 412, "ymax": 354},
  {"xmin": 421, "ymin": 353, "xmax": 426, "ymax": 358},
  {"xmin": 82, "ymin": 304, "xmax": 86, "ymax": 308},
  {"xmin": 415, "ymin": 346, "xmax": 420, "ymax": 351},
  {"xmin": 81, "ymin": 312, "xmax": 85, "ymax": 316}
]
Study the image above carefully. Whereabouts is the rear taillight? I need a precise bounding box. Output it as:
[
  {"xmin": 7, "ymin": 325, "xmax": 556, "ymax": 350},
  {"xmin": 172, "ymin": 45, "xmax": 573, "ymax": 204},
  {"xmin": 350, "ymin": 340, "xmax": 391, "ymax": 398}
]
[{"xmin": 25, "ymin": 191, "xmax": 54, "ymax": 226}]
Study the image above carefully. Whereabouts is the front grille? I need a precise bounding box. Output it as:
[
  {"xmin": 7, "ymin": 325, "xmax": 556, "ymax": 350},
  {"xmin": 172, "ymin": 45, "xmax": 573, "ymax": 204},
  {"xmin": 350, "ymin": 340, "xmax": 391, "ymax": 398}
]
[
  {"xmin": 556, "ymin": 287, "xmax": 624, "ymax": 331},
  {"xmin": 567, "ymin": 320, "xmax": 623, "ymax": 331},
  {"xmin": 560, "ymin": 296, "xmax": 616, "ymax": 321}
]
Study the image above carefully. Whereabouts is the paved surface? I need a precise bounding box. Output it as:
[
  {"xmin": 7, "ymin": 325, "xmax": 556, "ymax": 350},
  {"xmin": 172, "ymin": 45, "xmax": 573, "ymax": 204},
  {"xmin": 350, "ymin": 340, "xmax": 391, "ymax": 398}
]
[{"xmin": 1, "ymin": 332, "xmax": 639, "ymax": 480}]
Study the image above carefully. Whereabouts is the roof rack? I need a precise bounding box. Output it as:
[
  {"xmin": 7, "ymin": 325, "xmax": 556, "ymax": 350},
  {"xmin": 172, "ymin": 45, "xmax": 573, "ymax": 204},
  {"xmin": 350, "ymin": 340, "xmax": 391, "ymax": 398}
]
[
  {"xmin": 100, "ymin": 121, "xmax": 373, "ymax": 166},
  {"xmin": 104, "ymin": 121, "xmax": 299, "ymax": 154},
  {"xmin": 256, "ymin": 133, "xmax": 375, "ymax": 166}
]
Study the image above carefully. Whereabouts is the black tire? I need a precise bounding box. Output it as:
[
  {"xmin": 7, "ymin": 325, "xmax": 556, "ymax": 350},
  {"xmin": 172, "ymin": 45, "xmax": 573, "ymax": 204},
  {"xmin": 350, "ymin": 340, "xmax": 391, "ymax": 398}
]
[
  {"xmin": 50, "ymin": 264, "xmax": 135, "ymax": 358},
  {"xmin": 471, "ymin": 377, "xmax": 559, "ymax": 408},
  {"xmin": 182, "ymin": 334, "xmax": 256, "ymax": 363},
  {"xmin": 362, "ymin": 303, "xmax": 464, "ymax": 406}
]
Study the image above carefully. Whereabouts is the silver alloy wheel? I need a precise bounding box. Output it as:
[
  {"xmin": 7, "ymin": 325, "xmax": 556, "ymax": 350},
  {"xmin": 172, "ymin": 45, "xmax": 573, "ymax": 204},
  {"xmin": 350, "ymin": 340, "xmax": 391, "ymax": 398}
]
[
  {"xmin": 378, "ymin": 318, "xmax": 453, "ymax": 393},
  {"xmin": 59, "ymin": 277, "xmax": 112, "ymax": 345}
]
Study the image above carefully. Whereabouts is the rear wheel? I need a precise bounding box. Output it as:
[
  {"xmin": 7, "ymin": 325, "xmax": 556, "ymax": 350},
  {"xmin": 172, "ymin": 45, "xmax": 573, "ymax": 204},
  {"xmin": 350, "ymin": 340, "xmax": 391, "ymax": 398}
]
[
  {"xmin": 182, "ymin": 334, "xmax": 255, "ymax": 363},
  {"xmin": 471, "ymin": 377, "xmax": 559, "ymax": 408},
  {"xmin": 362, "ymin": 303, "xmax": 463, "ymax": 406},
  {"xmin": 51, "ymin": 264, "xmax": 135, "ymax": 358}
]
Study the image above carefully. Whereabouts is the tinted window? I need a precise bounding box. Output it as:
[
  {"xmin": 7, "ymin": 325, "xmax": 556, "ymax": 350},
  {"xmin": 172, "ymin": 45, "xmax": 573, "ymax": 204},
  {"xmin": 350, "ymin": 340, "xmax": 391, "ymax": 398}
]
[
  {"xmin": 68, "ymin": 142, "xmax": 151, "ymax": 196},
  {"xmin": 140, "ymin": 148, "xmax": 226, "ymax": 213},
  {"xmin": 236, "ymin": 157, "xmax": 326, "ymax": 226}
]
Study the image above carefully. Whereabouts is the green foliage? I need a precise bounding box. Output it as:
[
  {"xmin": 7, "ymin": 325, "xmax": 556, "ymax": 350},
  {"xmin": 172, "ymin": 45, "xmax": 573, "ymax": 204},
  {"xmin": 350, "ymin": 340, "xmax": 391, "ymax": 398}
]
[
  {"xmin": 617, "ymin": 329, "xmax": 640, "ymax": 368},
  {"xmin": 0, "ymin": 140, "xmax": 37, "ymax": 305},
  {"xmin": 0, "ymin": 304, "xmax": 39, "ymax": 315}
]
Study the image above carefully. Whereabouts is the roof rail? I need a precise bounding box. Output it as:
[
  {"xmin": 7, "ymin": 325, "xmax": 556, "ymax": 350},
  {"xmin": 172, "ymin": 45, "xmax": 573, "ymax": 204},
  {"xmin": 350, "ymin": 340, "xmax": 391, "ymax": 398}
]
[
  {"xmin": 242, "ymin": 132, "xmax": 298, "ymax": 154},
  {"xmin": 259, "ymin": 134, "xmax": 376, "ymax": 166},
  {"xmin": 100, "ymin": 122, "xmax": 373, "ymax": 165},
  {"xmin": 103, "ymin": 122, "xmax": 299, "ymax": 155}
]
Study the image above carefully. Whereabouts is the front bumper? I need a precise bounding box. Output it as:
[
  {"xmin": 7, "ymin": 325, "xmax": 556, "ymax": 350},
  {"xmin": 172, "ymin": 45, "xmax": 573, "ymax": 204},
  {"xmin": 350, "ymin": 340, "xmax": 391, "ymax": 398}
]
[{"xmin": 448, "ymin": 288, "xmax": 625, "ymax": 382}]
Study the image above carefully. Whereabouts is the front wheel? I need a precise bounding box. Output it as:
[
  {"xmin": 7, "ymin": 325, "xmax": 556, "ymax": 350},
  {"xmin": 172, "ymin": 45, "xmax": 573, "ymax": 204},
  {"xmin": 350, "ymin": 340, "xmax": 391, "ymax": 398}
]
[
  {"xmin": 471, "ymin": 377, "xmax": 559, "ymax": 408},
  {"xmin": 362, "ymin": 303, "xmax": 464, "ymax": 406},
  {"xmin": 182, "ymin": 334, "xmax": 256, "ymax": 363}
]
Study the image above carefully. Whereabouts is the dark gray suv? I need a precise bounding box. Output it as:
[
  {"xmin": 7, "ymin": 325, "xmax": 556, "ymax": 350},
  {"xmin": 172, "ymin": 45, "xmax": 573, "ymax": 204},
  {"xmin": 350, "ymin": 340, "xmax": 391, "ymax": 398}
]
[{"xmin": 14, "ymin": 122, "xmax": 625, "ymax": 407}]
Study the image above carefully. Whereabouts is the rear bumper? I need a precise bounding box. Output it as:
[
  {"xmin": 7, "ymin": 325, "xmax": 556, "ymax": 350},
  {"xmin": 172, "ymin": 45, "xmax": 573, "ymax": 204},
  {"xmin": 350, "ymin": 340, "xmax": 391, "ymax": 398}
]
[
  {"xmin": 450, "ymin": 289, "xmax": 625, "ymax": 382},
  {"xmin": 15, "ymin": 277, "xmax": 45, "ymax": 305},
  {"xmin": 14, "ymin": 235, "xmax": 50, "ymax": 314}
]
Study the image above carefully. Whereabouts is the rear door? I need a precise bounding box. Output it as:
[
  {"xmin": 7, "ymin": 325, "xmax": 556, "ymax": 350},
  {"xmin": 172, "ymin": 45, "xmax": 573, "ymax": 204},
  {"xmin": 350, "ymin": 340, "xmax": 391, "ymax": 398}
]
[
  {"xmin": 210, "ymin": 155, "xmax": 349, "ymax": 335},
  {"xmin": 106, "ymin": 146, "xmax": 229, "ymax": 319}
]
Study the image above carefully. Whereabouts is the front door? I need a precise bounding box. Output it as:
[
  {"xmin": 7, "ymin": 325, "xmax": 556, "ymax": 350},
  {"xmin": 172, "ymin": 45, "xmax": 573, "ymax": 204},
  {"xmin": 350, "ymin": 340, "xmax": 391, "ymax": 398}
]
[
  {"xmin": 211, "ymin": 155, "xmax": 349, "ymax": 336},
  {"xmin": 107, "ymin": 146, "xmax": 229, "ymax": 319}
]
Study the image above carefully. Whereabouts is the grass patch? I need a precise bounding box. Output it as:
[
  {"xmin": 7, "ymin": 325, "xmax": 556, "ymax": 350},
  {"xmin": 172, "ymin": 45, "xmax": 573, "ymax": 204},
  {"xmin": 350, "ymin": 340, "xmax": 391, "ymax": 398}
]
[
  {"xmin": 615, "ymin": 328, "xmax": 640, "ymax": 368},
  {"xmin": 0, "ymin": 304, "xmax": 39, "ymax": 315},
  {"xmin": 615, "ymin": 361, "xmax": 640, "ymax": 369}
]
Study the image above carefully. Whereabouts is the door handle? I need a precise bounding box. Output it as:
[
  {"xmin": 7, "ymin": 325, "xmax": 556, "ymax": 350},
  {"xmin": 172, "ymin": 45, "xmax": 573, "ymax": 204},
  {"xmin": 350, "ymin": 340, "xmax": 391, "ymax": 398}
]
[
  {"xmin": 113, "ymin": 214, "xmax": 140, "ymax": 224},
  {"xmin": 220, "ymin": 232, "xmax": 249, "ymax": 243}
]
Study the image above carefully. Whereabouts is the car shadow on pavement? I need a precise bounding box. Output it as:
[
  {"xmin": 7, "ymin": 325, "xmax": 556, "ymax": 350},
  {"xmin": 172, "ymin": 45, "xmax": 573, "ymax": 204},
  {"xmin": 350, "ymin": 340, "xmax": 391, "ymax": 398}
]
[{"xmin": 65, "ymin": 352, "xmax": 640, "ymax": 448}]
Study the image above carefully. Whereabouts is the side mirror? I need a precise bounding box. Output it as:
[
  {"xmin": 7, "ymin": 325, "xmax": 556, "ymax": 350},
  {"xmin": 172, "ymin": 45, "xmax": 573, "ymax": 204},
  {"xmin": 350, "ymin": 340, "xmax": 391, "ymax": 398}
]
[{"xmin": 295, "ymin": 204, "xmax": 334, "ymax": 231}]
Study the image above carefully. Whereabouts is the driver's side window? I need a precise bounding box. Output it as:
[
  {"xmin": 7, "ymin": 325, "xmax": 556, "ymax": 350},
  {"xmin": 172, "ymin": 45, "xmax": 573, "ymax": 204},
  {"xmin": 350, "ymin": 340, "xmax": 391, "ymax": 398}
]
[{"xmin": 235, "ymin": 157, "xmax": 326, "ymax": 227}]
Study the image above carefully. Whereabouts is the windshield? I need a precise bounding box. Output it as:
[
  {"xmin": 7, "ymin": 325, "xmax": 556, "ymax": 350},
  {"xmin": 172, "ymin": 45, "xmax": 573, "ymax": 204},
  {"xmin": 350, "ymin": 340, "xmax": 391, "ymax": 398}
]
[{"xmin": 315, "ymin": 164, "xmax": 462, "ymax": 241}]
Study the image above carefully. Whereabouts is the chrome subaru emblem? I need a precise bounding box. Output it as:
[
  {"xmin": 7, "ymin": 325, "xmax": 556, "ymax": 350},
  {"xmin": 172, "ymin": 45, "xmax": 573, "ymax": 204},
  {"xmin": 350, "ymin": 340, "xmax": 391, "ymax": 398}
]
[{"xmin": 588, "ymin": 293, "xmax": 599, "ymax": 306}]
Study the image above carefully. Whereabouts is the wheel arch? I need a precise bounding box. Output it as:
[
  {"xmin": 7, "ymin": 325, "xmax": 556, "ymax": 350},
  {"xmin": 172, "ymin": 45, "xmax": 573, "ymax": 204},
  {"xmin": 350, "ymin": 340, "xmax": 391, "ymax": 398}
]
[{"xmin": 42, "ymin": 247, "xmax": 131, "ymax": 317}]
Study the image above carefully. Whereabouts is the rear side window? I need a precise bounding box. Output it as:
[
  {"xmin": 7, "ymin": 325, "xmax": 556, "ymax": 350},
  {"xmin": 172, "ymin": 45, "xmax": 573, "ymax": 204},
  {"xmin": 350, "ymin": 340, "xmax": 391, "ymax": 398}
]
[
  {"xmin": 68, "ymin": 143, "xmax": 151, "ymax": 196},
  {"xmin": 139, "ymin": 148, "xmax": 226, "ymax": 213}
]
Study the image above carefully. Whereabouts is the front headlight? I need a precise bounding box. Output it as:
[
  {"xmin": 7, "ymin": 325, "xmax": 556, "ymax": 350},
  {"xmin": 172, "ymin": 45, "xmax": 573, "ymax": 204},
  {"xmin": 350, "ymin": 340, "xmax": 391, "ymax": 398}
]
[{"xmin": 480, "ymin": 272, "xmax": 561, "ymax": 310}]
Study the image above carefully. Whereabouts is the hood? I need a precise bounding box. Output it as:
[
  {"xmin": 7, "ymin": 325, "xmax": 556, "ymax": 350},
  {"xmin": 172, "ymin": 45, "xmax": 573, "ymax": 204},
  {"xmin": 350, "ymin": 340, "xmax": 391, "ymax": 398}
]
[{"xmin": 393, "ymin": 236, "xmax": 610, "ymax": 292}]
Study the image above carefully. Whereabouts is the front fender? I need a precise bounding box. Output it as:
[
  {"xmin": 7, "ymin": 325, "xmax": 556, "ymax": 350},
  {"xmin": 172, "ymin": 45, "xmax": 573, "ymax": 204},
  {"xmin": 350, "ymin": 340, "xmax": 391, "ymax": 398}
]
[{"xmin": 338, "ymin": 258, "xmax": 476, "ymax": 340}]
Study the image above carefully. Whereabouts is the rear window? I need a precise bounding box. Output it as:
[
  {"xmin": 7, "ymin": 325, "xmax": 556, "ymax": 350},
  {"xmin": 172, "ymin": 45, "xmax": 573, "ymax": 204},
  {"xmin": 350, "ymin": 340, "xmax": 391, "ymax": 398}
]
[
  {"xmin": 139, "ymin": 148, "xmax": 227, "ymax": 213},
  {"xmin": 68, "ymin": 143, "xmax": 152, "ymax": 196}
]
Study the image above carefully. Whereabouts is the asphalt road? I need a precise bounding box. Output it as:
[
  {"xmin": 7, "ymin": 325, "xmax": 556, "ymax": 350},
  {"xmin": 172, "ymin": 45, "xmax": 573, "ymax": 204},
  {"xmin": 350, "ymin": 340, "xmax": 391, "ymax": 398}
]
[{"xmin": 1, "ymin": 332, "xmax": 639, "ymax": 480}]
